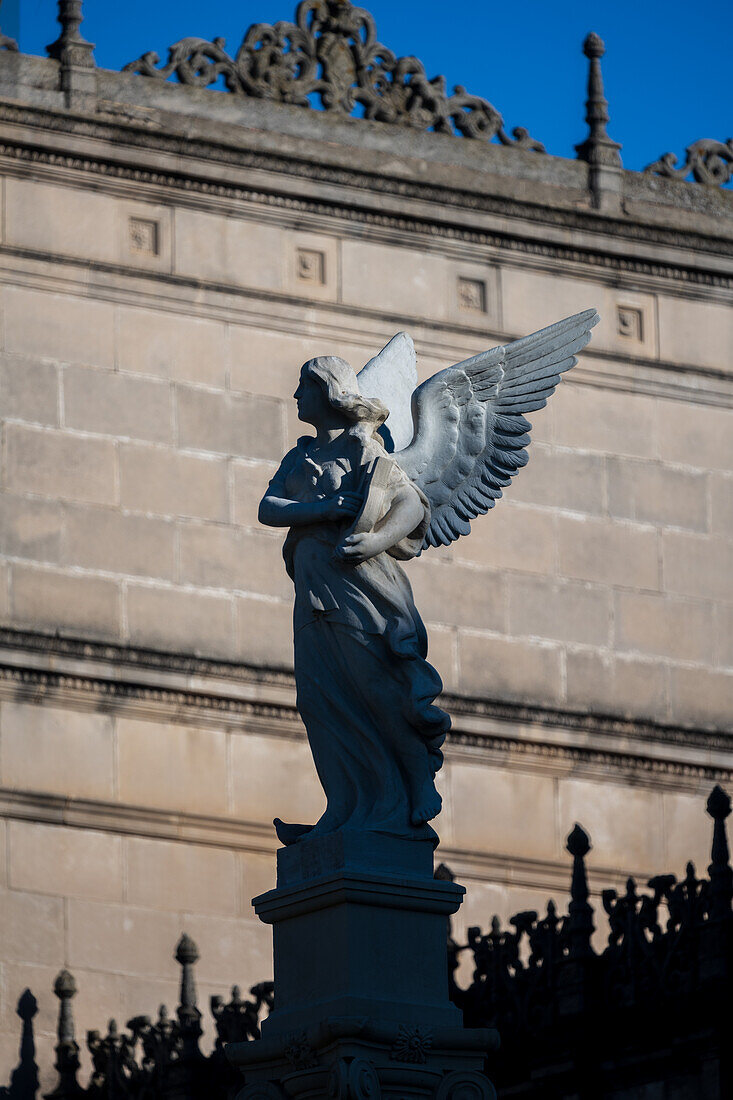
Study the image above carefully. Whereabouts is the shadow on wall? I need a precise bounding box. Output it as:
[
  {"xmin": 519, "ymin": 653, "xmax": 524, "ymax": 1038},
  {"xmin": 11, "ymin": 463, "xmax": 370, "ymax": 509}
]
[{"xmin": 0, "ymin": 990, "xmax": 39, "ymax": 1100}]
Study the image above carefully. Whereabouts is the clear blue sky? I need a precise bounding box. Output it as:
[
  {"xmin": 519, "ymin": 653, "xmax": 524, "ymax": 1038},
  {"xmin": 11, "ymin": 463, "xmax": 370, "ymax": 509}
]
[{"xmin": 8, "ymin": 0, "xmax": 732, "ymax": 173}]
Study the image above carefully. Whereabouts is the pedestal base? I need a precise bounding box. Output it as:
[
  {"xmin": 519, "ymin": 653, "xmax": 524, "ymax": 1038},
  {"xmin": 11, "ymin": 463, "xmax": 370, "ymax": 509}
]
[
  {"xmin": 229, "ymin": 1016, "xmax": 499, "ymax": 1100},
  {"xmin": 228, "ymin": 831, "xmax": 499, "ymax": 1099}
]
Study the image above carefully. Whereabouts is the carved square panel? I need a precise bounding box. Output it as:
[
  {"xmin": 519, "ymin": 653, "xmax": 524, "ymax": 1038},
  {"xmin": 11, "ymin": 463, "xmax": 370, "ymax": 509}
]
[
  {"xmin": 287, "ymin": 233, "xmax": 339, "ymax": 301},
  {"xmin": 599, "ymin": 292, "xmax": 657, "ymax": 357},
  {"xmin": 297, "ymin": 248, "xmax": 326, "ymax": 286},
  {"xmin": 117, "ymin": 203, "xmax": 172, "ymax": 272},
  {"xmin": 617, "ymin": 305, "xmax": 643, "ymax": 342},
  {"xmin": 128, "ymin": 217, "xmax": 159, "ymax": 257},
  {"xmin": 451, "ymin": 265, "xmax": 498, "ymax": 326},
  {"xmin": 458, "ymin": 277, "xmax": 487, "ymax": 314}
]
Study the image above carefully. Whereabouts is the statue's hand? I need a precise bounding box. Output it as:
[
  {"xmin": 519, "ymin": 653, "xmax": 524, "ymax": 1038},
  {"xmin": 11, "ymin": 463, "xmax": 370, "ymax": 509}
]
[
  {"xmin": 335, "ymin": 531, "xmax": 381, "ymax": 564},
  {"xmin": 319, "ymin": 492, "xmax": 362, "ymax": 522}
]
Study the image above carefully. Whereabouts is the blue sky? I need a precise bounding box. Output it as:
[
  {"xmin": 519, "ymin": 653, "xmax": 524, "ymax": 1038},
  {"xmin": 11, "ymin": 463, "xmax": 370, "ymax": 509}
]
[{"xmin": 7, "ymin": 0, "xmax": 732, "ymax": 173}]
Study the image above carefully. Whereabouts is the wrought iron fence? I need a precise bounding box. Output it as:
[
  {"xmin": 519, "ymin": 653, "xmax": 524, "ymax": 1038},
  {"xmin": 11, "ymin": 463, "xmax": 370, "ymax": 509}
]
[
  {"xmin": 2, "ymin": 785, "xmax": 731, "ymax": 1098},
  {"xmin": 451, "ymin": 785, "xmax": 733, "ymax": 1096}
]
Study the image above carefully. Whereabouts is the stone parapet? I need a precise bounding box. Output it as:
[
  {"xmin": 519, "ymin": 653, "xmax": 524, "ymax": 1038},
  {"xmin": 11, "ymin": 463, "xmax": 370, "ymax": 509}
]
[{"xmin": 0, "ymin": 48, "xmax": 730, "ymax": 246}]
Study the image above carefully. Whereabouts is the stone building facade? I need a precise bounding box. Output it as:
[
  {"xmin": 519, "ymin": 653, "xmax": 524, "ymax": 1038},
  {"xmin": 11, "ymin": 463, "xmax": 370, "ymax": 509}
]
[{"xmin": 0, "ymin": 1, "xmax": 730, "ymax": 1088}]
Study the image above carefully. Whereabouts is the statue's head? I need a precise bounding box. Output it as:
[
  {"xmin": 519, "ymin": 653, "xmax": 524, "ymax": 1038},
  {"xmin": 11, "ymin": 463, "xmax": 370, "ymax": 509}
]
[{"xmin": 295, "ymin": 356, "xmax": 388, "ymax": 433}]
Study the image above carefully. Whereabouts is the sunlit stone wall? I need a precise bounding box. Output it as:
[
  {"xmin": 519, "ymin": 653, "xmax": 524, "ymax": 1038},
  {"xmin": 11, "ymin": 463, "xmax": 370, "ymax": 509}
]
[{"xmin": 0, "ymin": 48, "xmax": 730, "ymax": 1088}]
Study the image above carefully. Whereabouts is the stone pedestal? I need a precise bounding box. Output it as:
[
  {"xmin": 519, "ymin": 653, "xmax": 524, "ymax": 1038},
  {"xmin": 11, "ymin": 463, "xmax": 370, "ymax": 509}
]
[{"xmin": 228, "ymin": 832, "xmax": 499, "ymax": 1100}]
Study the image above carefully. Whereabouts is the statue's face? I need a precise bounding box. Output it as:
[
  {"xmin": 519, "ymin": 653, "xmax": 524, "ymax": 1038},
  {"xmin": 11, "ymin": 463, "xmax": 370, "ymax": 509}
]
[{"xmin": 294, "ymin": 371, "xmax": 330, "ymax": 427}]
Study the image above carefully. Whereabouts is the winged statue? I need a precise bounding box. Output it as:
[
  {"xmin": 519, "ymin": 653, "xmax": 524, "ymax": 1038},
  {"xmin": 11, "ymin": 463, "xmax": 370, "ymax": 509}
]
[{"xmin": 259, "ymin": 309, "xmax": 599, "ymax": 846}]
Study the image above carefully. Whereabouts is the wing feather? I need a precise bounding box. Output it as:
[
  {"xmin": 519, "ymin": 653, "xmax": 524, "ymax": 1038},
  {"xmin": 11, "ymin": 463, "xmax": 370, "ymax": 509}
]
[
  {"xmin": 394, "ymin": 309, "xmax": 599, "ymax": 551},
  {"xmin": 357, "ymin": 332, "xmax": 418, "ymax": 452}
]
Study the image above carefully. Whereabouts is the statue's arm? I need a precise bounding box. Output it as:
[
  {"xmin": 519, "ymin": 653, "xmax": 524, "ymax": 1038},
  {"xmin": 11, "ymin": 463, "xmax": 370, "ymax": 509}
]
[
  {"xmin": 258, "ymin": 494, "xmax": 323, "ymax": 527},
  {"xmin": 258, "ymin": 444, "xmax": 362, "ymax": 529},
  {"xmin": 337, "ymin": 484, "xmax": 424, "ymax": 563},
  {"xmin": 259, "ymin": 492, "xmax": 361, "ymax": 528}
]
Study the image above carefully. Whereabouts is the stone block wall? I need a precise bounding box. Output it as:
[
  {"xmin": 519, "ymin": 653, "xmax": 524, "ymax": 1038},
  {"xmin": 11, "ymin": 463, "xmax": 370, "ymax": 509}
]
[
  {"xmin": 0, "ymin": 68, "xmax": 730, "ymax": 1090},
  {"xmin": 0, "ymin": 187, "xmax": 730, "ymax": 724}
]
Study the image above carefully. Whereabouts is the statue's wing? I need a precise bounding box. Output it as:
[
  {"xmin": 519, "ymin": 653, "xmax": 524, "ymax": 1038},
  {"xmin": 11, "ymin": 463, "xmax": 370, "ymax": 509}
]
[
  {"xmin": 396, "ymin": 309, "xmax": 600, "ymax": 549},
  {"xmin": 357, "ymin": 332, "xmax": 417, "ymax": 452}
]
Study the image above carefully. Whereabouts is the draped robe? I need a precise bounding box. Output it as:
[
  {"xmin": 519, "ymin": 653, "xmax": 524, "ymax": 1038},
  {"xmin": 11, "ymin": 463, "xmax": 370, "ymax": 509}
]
[{"xmin": 268, "ymin": 431, "xmax": 451, "ymax": 843}]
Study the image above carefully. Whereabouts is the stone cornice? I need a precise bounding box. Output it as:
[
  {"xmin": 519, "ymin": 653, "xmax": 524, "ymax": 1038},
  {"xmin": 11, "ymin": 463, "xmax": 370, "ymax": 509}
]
[
  {"xmin": 0, "ymin": 247, "xmax": 730, "ymax": 408},
  {"xmin": 0, "ymin": 629, "xmax": 730, "ymax": 793},
  {"xmin": 0, "ymin": 101, "xmax": 730, "ymax": 296},
  {"xmin": 0, "ymin": 626, "xmax": 294, "ymax": 689},
  {"xmin": 0, "ymin": 785, "xmax": 644, "ymax": 896},
  {"xmin": 9, "ymin": 97, "xmax": 729, "ymax": 249}
]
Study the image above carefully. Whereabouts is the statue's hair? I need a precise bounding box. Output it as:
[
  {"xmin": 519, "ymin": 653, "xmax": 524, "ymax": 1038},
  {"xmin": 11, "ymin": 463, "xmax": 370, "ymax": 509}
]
[{"xmin": 303, "ymin": 356, "xmax": 389, "ymax": 435}]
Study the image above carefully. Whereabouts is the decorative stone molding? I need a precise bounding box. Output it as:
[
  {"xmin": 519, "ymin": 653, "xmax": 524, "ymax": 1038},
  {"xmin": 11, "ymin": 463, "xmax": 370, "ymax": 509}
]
[
  {"xmin": 328, "ymin": 1058, "xmax": 380, "ymax": 1100},
  {"xmin": 645, "ymin": 138, "xmax": 733, "ymax": 188},
  {"xmin": 575, "ymin": 32, "xmax": 623, "ymax": 213},
  {"xmin": 0, "ymin": 99, "xmax": 727, "ymax": 291},
  {"xmin": 435, "ymin": 1071, "xmax": 496, "ymax": 1100},
  {"xmin": 1, "ymin": 630, "xmax": 732, "ymax": 790},
  {"xmin": 283, "ymin": 1032, "xmax": 318, "ymax": 1070},
  {"xmin": 128, "ymin": 216, "xmax": 159, "ymax": 256},
  {"xmin": 457, "ymin": 277, "xmax": 487, "ymax": 314},
  {"xmin": 0, "ymin": 143, "xmax": 727, "ymax": 299},
  {"xmin": 390, "ymin": 1024, "xmax": 433, "ymax": 1064},
  {"xmin": 296, "ymin": 248, "xmax": 325, "ymax": 285},
  {"xmin": 617, "ymin": 304, "xmax": 643, "ymax": 341},
  {"xmin": 0, "ymin": 786, "xmax": 653, "ymax": 896},
  {"xmin": 123, "ymin": 0, "xmax": 544, "ymax": 154},
  {"xmin": 46, "ymin": 0, "xmax": 96, "ymax": 110},
  {"xmin": 0, "ymin": 28, "xmax": 18, "ymax": 52},
  {"xmin": 0, "ymin": 626, "xmax": 292, "ymax": 687}
]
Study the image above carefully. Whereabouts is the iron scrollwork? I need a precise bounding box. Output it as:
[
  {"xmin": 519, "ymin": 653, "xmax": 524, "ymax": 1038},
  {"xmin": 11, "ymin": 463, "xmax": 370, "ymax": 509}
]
[
  {"xmin": 123, "ymin": 0, "xmax": 545, "ymax": 151},
  {"xmin": 11, "ymin": 785, "xmax": 733, "ymax": 1099},
  {"xmin": 645, "ymin": 138, "xmax": 733, "ymax": 187}
]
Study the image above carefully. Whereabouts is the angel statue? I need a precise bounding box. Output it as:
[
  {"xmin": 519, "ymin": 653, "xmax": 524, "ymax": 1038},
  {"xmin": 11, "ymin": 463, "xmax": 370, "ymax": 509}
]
[{"xmin": 259, "ymin": 309, "xmax": 599, "ymax": 847}]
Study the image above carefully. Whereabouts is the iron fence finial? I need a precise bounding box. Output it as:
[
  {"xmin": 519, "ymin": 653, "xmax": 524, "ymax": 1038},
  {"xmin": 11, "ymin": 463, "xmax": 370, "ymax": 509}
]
[
  {"xmin": 566, "ymin": 824, "xmax": 594, "ymax": 959},
  {"xmin": 707, "ymin": 785, "xmax": 733, "ymax": 920},
  {"xmin": 44, "ymin": 970, "xmax": 83, "ymax": 1100}
]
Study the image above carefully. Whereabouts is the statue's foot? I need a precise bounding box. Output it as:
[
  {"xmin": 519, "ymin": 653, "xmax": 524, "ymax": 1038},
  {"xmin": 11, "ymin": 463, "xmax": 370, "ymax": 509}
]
[
  {"xmin": 273, "ymin": 818, "xmax": 313, "ymax": 846},
  {"xmin": 295, "ymin": 813, "xmax": 339, "ymax": 841},
  {"xmin": 410, "ymin": 785, "xmax": 442, "ymax": 826}
]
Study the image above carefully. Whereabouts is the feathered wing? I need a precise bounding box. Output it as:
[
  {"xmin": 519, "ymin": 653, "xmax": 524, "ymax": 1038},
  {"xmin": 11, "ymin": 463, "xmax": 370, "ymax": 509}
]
[
  {"xmin": 357, "ymin": 332, "xmax": 417, "ymax": 453},
  {"xmin": 395, "ymin": 309, "xmax": 600, "ymax": 549}
]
